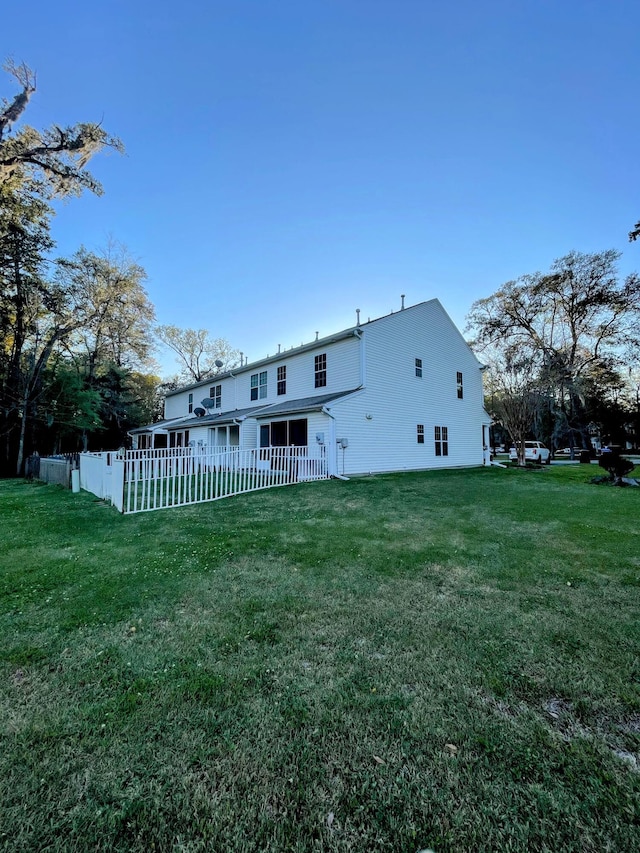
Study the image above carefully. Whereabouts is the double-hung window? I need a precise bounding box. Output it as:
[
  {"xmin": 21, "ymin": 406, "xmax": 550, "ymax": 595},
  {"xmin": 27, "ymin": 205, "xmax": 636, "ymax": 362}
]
[
  {"xmin": 417, "ymin": 424, "xmax": 425, "ymax": 444},
  {"xmin": 250, "ymin": 371, "xmax": 268, "ymax": 401},
  {"xmin": 315, "ymin": 353, "xmax": 327, "ymax": 388},
  {"xmin": 456, "ymin": 372, "xmax": 463, "ymax": 399},
  {"xmin": 188, "ymin": 393, "xmax": 193, "ymax": 414},
  {"xmin": 435, "ymin": 425, "xmax": 449, "ymax": 456},
  {"xmin": 209, "ymin": 384, "xmax": 222, "ymax": 409},
  {"xmin": 277, "ymin": 365, "xmax": 286, "ymax": 395},
  {"xmin": 415, "ymin": 358, "xmax": 423, "ymax": 378}
]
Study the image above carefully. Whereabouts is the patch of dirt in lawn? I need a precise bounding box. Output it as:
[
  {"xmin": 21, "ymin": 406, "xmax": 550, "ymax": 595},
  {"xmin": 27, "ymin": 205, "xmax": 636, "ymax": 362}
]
[{"xmin": 541, "ymin": 697, "xmax": 640, "ymax": 772}]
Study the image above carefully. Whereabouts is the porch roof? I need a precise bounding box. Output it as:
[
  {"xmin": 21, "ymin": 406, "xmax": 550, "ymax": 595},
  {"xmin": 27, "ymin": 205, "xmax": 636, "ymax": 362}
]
[
  {"xmin": 163, "ymin": 390, "xmax": 360, "ymax": 431},
  {"xmin": 253, "ymin": 389, "xmax": 361, "ymax": 419},
  {"xmin": 168, "ymin": 404, "xmax": 271, "ymax": 429},
  {"xmin": 128, "ymin": 416, "xmax": 191, "ymax": 435}
]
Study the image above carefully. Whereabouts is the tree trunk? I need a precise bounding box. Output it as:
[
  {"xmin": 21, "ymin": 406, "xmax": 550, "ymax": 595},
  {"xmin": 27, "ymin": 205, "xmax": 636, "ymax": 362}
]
[{"xmin": 15, "ymin": 387, "xmax": 29, "ymax": 476}]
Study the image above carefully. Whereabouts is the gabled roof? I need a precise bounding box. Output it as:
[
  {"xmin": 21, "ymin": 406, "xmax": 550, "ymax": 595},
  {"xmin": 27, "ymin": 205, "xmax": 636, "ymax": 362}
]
[
  {"xmin": 163, "ymin": 297, "xmax": 484, "ymax": 400},
  {"xmin": 166, "ymin": 327, "xmax": 361, "ymax": 397}
]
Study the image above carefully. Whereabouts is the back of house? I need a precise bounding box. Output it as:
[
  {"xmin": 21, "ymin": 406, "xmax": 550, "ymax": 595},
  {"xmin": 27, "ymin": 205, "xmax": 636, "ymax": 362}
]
[{"xmin": 130, "ymin": 299, "xmax": 491, "ymax": 476}]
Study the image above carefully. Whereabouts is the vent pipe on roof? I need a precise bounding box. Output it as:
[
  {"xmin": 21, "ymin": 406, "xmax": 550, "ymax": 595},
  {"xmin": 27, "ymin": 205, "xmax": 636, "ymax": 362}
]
[
  {"xmin": 356, "ymin": 308, "xmax": 361, "ymax": 327},
  {"xmin": 239, "ymin": 352, "xmax": 244, "ymax": 367},
  {"xmin": 401, "ymin": 294, "xmax": 405, "ymax": 310},
  {"xmin": 278, "ymin": 344, "xmax": 281, "ymax": 354},
  {"xmin": 315, "ymin": 331, "xmax": 319, "ymax": 341}
]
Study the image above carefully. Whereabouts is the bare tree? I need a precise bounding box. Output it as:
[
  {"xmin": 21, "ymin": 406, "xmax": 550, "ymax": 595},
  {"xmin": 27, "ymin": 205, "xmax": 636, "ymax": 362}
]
[
  {"xmin": 156, "ymin": 326, "xmax": 240, "ymax": 383},
  {"xmin": 482, "ymin": 349, "xmax": 545, "ymax": 466},
  {"xmin": 467, "ymin": 250, "xmax": 640, "ymax": 448}
]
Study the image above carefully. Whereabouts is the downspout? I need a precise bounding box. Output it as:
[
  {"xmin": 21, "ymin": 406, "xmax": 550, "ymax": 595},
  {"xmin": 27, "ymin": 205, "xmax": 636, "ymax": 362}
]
[
  {"xmin": 355, "ymin": 329, "xmax": 365, "ymax": 388},
  {"xmin": 322, "ymin": 406, "xmax": 349, "ymax": 480},
  {"xmin": 229, "ymin": 371, "xmax": 237, "ymax": 410}
]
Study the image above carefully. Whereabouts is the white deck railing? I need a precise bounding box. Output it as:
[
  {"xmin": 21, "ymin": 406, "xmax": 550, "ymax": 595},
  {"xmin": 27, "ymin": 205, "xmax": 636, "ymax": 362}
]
[{"xmin": 81, "ymin": 445, "xmax": 329, "ymax": 513}]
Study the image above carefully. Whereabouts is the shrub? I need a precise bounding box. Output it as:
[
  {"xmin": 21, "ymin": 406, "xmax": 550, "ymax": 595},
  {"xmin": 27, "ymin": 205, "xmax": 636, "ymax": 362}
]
[{"xmin": 598, "ymin": 451, "xmax": 635, "ymax": 484}]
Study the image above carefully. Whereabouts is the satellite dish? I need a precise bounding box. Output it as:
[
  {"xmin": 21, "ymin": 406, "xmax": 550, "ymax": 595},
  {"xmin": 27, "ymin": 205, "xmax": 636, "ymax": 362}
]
[
  {"xmin": 193, "ymin": 407, "xmax": 206, "ymax": 417},
  {"xmin": 214, "ymin": 359, "xmax": 224, "ymax": 369},
  {"xmin": 201, "ymin": 398, "xmax": 214, "ymax": 410}
]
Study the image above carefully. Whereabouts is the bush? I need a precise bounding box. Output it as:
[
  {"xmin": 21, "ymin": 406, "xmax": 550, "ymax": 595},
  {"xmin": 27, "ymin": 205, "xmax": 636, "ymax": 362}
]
[{"xmin": 598, "ymin": 451, "xmax": 634, "ymax": 483}]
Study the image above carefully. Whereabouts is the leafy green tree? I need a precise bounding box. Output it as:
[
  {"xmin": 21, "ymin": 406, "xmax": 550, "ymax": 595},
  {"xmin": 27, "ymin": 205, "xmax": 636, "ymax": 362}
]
[
  {"xmin": 0, "ymin": 58, "xmax": 129, "ymax": 472},
  {"xmin": 0, "ymin": 183, "xmax": 56, "ymax": 473},
  {"xmin": 38, "ymin": 358, "xmax": 103, "ymax": 454}
]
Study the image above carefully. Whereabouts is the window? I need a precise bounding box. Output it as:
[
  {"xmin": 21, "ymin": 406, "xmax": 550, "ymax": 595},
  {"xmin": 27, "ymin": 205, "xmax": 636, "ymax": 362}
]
[
  {"xmin": 415, "ymin": 358, "xmax": 423, "ymax": 378},
  {"xmin": 250, "ymin": 370, "xmax": 268, "ymax": 401},
  {"xmin": 260, "ymin": 418, "xmax": 308, "ymax": 447},
  {"xmin": 270, "ymin": 420, "xmax": 288, "ymax": 446},
  {"xmin": 456, "ymin": 371, "xmax": 463, "ymax": 399},
  {"xmin": 209, "ymin": 384, "xmax": 222, "ymax": 409},
  {"xmin": 170, "ymin": 429, "xmax": 190, "ymax": 448},
  {"xmin": 188, "ymin": 393, "xmax": 193, "ymax": 414},
  {"xmin": 277, "ymin": 365, "xmax": 286, "ymax": 395},
  {"xmin": 435, "ymin": 425, "xmax": 449, "ymax": 457},
  {"xmin": 315, "ymin": 353, "xmax": 327, "ymax": 388},
  {"xmin": 417, "ymin": 424, "xmax": 424, "ymax": 444}
]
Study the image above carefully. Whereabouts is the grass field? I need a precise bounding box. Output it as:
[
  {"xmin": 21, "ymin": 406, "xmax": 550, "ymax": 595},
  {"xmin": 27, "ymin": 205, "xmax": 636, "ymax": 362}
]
[{"xmin": 1, "ymin": 466, "xmax": 639, "ymax": 852}]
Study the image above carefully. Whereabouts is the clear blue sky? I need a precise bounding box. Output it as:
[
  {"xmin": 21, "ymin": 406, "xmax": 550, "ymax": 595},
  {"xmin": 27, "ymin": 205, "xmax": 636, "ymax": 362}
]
[{"xmin": 4, "ymin": 0, "xmax": 639, "ymax": 375}]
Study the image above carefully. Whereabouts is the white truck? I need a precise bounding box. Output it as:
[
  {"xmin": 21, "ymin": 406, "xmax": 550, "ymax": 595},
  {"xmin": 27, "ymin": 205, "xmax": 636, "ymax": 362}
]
[{"xmin": 509, "ymin": 441, "xmax": 551, "ymax": 465}]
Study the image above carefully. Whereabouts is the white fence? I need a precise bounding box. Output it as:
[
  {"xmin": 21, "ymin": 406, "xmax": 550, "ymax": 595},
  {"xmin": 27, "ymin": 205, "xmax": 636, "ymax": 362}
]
[
  {"xmin": 79, "ymin": 451, "xmax": 113, "ymax": 499},
  {"xmin": 80, "ymin": 445, "xmax": 329, "ymax": 514}
]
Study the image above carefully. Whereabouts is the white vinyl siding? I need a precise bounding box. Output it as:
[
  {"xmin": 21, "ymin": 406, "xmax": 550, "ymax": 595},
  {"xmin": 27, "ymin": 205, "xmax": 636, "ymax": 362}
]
[
  {"xmin": 326, "ymin": 301, "xmax": 487, "ymax": 475},
  {"xmin": 162, "ymin": 300, "xmax": 489, "ymax": 476},
  {"xmin": 164, "ymin": 336, "xmax": 360, "ymax": 419}
]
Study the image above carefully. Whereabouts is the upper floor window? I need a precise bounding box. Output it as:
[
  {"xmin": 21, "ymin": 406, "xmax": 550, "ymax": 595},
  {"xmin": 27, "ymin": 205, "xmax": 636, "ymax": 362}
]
[
  {"xmin": 417, "ymin": 424, "xmax": 424, "ymax": 444},
  {"xmin": 435, "ymin": 425, "xmax": 449, "ymax": 457},
  {"xmin": 188, "ymin": 392, "xmax": 193, "ymax": 414},
  {"xmin": 415, "ymin": 358, "xmax": 423, "ymax": 378},
  {"xmin": 209, "ymin": 384, "xmax": 222, "ymax": 409},
  {"xmin": 456, "ymin": 372, "xmax": 463, "ymax": 399},
  {"xmin": 251, "ymin": 371, "xmax": 268, "ymax": 401},
  {"xmin": 277, "ymin": 365, "xmax": 286, "ymax": 396},
  {"xmin": 315, "ymin": 353, "xmax": 327, "ymax": 388}
]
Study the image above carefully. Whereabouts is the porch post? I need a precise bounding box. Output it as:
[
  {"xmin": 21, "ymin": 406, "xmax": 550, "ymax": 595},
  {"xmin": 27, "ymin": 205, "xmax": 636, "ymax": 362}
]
[{"xmin": 322, "ymin": 407, "xmax": 338, "ymax": 477}]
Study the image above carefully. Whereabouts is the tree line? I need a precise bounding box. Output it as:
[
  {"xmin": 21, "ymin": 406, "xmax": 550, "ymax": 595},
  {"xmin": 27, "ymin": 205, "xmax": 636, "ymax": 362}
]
[
  {"xmin": 466, "ymin": 250, "xmax": 640, "ymax": 463},
  {"xmin": 0, "ymin": 61, "xmax": 237, "ymax": 476}
]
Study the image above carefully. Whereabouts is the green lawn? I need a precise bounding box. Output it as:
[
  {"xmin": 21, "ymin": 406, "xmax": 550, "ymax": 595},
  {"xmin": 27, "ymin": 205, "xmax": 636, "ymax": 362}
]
[{"xmin": 1, "ymin": 466, "xmax": 639, "ymax": 852}]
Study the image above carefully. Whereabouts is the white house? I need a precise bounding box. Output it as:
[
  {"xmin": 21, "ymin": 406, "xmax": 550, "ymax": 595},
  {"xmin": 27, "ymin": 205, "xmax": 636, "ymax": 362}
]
[{"xmin": 131, "ymin": 299, "xmax": 492, "ymax": 477}]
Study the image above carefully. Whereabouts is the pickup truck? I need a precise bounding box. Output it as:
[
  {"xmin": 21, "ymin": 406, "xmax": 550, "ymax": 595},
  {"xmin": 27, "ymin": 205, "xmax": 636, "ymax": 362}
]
[{"xmin": 509, "ymin": 441, "xmax": 551, "ymax": 464}]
